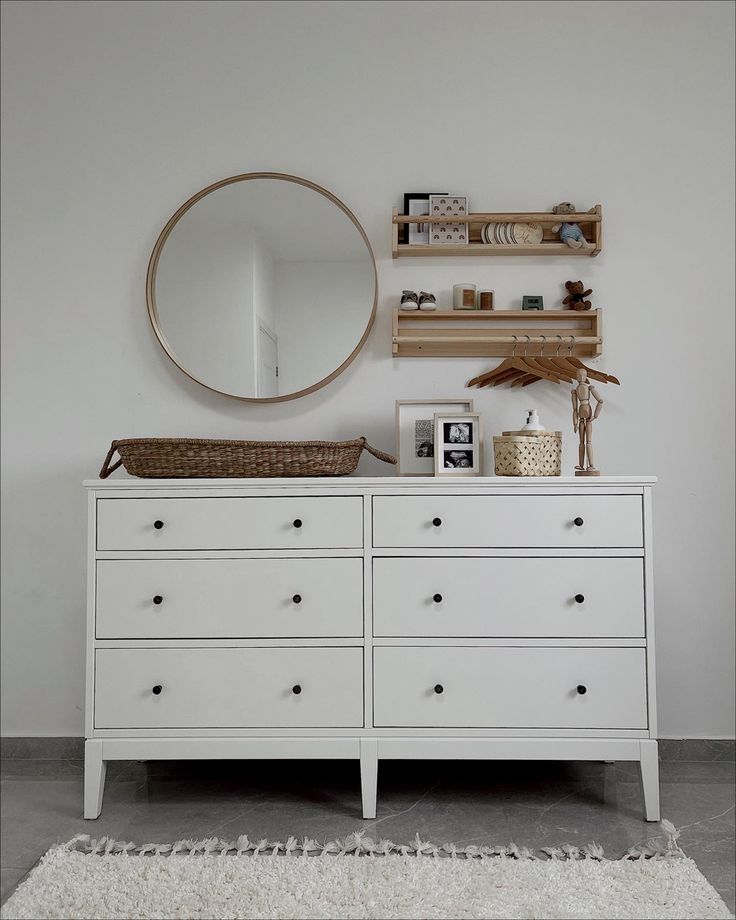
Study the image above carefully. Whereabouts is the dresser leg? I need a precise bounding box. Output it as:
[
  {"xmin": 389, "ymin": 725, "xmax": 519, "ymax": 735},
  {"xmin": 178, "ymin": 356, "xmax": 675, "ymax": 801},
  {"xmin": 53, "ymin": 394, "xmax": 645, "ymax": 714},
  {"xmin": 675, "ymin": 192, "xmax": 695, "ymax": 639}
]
[
  {"xmin": 360, "ymin": 739, "xmax": 378, "ymax": 819},
  {"xmin": 639, "ymin": 740, "xmax": 660, "ymax": 822},
  {"xmin": 84, "ymin": 740, "xmax": 106, "ymax": 819}
]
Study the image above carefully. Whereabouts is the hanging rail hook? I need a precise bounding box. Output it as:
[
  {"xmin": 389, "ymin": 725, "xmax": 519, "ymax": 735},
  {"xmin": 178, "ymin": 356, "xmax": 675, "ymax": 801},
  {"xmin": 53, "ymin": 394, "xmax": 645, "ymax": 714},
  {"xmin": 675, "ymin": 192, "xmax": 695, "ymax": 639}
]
[
  {"xmin": 511, "ymin": 334, "xmax": 518, "ymax": 357},
  {"xmin": 568, "ymin": 334, "xmax": 576, "ymax": 356},
  {"xmin": 523, "ymin": 334, "xmax": 531, "ymax": 358},
  {"xmin": 539, "ymin": 334, "xmax": 547, "ymax": 356},
  {"xmin": 555, "ymin": 334, "xmax": 564, "ymax": 356}
]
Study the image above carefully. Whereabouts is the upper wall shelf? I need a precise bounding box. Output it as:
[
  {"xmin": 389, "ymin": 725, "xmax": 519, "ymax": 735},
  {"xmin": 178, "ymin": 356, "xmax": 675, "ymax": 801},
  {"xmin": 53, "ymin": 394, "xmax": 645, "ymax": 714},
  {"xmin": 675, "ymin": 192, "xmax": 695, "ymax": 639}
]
[{"xmin": 391, "ymin": 206, "xmax": 602, "ymax": 258}]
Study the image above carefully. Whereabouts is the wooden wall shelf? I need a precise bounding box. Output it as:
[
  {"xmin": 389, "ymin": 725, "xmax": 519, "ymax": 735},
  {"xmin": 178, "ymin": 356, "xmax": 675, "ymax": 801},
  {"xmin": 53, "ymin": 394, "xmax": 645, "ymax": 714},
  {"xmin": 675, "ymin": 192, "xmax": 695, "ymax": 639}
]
[
  {"xmin": 392, "ymin": 308, "xmax": 603, "ymax": 358},
  {"xmin": 392, "ymin": 206, "xmax": 602, "ymax": 258}
]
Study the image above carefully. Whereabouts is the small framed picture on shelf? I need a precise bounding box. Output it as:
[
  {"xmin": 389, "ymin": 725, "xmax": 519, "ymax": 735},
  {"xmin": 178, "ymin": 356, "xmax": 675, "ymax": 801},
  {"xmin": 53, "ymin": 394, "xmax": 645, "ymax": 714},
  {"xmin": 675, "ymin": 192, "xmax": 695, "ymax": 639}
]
[
  {"xmin": 434, "ymin": 412, "xmax": 483, "ymax": 477},
  {"xmin": 395, "ymin": 398, "xmax": 474, "ymax": 476},
  {"xmin": 402, "ymin": 192, "xmax": 448, "ymax": 245},
  {"xmin": 428, "ymin": 195, "xmax": 468, "ymax": 246}
]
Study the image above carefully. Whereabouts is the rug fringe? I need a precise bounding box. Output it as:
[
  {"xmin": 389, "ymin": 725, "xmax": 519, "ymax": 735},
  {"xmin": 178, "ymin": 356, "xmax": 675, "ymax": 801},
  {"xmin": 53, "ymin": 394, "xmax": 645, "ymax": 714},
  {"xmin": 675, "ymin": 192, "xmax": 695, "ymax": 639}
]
[{"xmin": 63, "ymin": 821, "xmax": 683, "ymax": 861}]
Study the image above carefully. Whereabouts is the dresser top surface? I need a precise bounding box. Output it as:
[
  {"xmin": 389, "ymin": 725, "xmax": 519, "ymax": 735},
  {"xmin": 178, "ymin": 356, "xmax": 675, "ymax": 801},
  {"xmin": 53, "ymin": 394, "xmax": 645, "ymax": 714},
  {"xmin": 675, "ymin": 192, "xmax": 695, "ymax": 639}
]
[{"xmin": 85, "ymin": 475, "xmax": 656, "ymax": 490}]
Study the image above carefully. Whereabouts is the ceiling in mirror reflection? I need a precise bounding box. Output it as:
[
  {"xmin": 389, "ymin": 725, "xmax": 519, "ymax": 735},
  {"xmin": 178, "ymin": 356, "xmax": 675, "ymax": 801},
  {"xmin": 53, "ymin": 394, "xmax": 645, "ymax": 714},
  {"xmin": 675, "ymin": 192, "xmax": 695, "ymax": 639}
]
[{"xmin": 151, "ymin": 177, "xmax": 375, "ymax": 401}]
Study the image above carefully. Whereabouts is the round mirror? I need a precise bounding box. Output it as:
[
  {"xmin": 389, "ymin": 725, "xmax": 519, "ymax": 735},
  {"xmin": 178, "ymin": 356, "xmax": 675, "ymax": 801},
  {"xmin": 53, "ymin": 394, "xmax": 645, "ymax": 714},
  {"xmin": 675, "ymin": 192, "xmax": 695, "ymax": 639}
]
[{"xmin": 147, "ymin": 173, "xmax": 377, "ymax": 402}]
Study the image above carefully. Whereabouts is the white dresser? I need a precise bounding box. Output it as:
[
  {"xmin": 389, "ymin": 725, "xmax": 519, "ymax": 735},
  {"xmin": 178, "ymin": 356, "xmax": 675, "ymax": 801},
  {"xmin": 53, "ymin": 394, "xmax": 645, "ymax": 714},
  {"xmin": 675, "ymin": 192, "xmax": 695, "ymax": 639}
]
[{"xmin": 83, "ymin": 476, "xmax": 659, "ymax": 821}]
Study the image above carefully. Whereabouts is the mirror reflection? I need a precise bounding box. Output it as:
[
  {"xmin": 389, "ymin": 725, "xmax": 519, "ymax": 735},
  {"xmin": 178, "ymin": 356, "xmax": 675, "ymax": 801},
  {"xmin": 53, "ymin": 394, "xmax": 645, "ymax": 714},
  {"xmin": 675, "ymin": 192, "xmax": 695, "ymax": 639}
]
[{"xmin": 151, "ymin": 176, "xmax": 376, "ymax": 400}]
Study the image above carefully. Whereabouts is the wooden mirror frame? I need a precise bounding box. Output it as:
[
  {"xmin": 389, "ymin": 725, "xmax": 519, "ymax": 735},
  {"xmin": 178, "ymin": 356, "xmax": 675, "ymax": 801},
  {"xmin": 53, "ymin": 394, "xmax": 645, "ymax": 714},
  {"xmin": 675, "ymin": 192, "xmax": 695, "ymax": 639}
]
[{"xmin": 146, "ymin": 172, "xmax": 378, "ymax": 403}]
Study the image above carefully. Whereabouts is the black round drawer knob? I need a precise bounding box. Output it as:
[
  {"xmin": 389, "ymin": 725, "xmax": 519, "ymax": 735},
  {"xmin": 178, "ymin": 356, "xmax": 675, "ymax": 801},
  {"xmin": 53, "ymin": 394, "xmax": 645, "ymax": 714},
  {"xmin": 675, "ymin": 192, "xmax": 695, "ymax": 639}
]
[
  {"xmin": 433, "ymin": 593, "xmax": 443, "ymax": 604},
  {"xmin": 292, "ymin": 594, "xmax": 302, "ymax": 604},
  {"xmin": 153, "ymin": 595, "xmax": 163, "ymax": 605},
  {"xmin": 152, "ymin": 685, "xmax": 163, "ymax": 695},
  {"xmin": 574, "ymin": 594, "xmax": 585, "ymax": 604},
  {"xmin": 293, "ymin": 519, "xmax": 303, "ymax": 529},
  {"xmin": 432, "ymin": 517, "xmax": 442, "ymax": 527},
  {"xmin": 577, "ymin": 684, "xmax": 587, "ymax": 695},
  {"xmin": 573, "ymin": 517, "xmax": 584, "ymax": 527},
  {"xmin": 292, "ymin": 684, "xmax": 302, "ymax": 695},
  {"xmin": 153, "ymin": 520, "xmax": 164, "ymax": 530},
  {"xmin": 434, "ymin": 684, "xmax": 444, "ymax": 694}
]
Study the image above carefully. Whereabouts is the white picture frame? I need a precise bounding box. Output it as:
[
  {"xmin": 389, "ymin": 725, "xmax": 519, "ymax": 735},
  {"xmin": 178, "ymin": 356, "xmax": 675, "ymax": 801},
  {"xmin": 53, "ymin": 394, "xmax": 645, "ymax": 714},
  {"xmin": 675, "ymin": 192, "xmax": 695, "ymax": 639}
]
[
  {"xmin": 433, "ymin": 412, "xmax": 483, "ymax": 477},
  {"xmin": 395, "ymin": 399, "xmax": 475, "ymax": 476}
]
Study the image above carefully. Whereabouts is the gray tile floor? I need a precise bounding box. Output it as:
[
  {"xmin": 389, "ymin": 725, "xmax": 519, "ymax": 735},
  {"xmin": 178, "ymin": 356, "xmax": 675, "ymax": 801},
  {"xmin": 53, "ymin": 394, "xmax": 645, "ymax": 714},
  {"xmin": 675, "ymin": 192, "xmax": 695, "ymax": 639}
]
[{"xmin": 1, "ymin": 756, "xmax": 734, "ymax": 912}]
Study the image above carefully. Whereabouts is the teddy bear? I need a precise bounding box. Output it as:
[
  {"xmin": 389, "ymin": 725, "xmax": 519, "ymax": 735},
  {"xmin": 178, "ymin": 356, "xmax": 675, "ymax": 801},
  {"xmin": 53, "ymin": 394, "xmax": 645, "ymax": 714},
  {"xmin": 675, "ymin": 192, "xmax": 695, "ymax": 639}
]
[
  {"xmin": 551, "ymin": 202, "xmax": 591, "ymax": 249},
  {"xmin": 563, "ymin": 280, "xmax": 593, "ymax": 311}
]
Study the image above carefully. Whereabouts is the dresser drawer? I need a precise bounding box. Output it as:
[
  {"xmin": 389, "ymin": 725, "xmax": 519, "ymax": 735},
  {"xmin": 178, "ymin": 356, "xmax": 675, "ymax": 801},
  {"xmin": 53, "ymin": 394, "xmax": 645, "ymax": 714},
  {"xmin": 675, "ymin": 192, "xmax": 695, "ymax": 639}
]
[
  {"xmin": 97, "ymin": 558, "xmax": 363, "ymax": 639},
  {"xmin": 372, "ymin": 495, "xmax": 642, "ymax": 548},
  {"xmin": 373, "ymin": 557, "xmax": 644, "ymax": 638},
  {"xmin": 97, "ymin": 497, "xmax": 363, "ymax": 551},
  {"xmin": 95, "ymin": 647, "xmax": 363, "ymax": 728},
  {"xmin": 373, "ymin": 647, "xmax": 647, "ymax": 729}
]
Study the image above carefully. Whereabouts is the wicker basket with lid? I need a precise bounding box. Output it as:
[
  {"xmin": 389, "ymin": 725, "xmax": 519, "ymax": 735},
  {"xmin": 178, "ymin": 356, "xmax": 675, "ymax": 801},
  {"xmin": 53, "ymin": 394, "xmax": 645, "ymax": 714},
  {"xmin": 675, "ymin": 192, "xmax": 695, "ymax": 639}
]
[{"xmin": 493, "ymin": 429, "xmax": 562, "ymax": 477}]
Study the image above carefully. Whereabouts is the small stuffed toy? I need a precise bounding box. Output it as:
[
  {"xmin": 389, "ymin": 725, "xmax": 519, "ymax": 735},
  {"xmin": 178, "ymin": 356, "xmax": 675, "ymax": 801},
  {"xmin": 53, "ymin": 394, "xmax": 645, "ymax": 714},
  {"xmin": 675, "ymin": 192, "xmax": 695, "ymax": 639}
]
[
  {"xmin": 551, "ymin": 202, "xmax": 590, "ymax": 249},
  {"xmin": 563, "ymin": 280, "xmax": 593, "ymax": 311}
]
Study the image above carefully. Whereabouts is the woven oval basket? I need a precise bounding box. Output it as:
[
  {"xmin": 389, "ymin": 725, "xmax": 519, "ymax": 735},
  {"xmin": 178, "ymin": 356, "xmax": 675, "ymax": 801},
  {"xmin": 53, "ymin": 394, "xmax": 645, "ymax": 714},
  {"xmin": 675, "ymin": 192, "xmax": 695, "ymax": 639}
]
[
  {"xmin": 99, "ymin": 437, "xmax": 396, "ymax": 479},
  {"xmin": 493, "ymin": 430, "xmax": 562, "ymax": 477}
]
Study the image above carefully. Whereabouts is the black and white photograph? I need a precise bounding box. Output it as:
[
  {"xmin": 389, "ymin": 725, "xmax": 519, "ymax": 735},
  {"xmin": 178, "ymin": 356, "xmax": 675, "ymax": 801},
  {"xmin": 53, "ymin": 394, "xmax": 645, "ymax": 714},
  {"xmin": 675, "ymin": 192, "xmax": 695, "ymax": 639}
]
[
  {"xmin": 444, "ymin": 449, "xmax": 473, "ymax": 468},
  {"xmin": 434, "ymin": 412, "xmax": 483, "ymax": 477},
  {"xmin": 395, "ymin": 399, "xmax": 474, "ymax": 475},
  {"xmin": 443, "ymin": 421, "xmax": 473, "ymax": 445},
  {"xmin": 415, "ymin": 418, "xmax": 434, "ymax": 457}
]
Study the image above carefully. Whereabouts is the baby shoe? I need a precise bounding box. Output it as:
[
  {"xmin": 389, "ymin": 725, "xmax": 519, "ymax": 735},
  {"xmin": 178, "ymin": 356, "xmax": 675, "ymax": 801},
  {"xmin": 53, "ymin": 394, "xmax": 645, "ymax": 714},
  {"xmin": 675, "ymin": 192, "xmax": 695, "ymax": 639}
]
[
  {"xmin": 418, "ymin": 291, "xmax": 437, "ymax": 311},
  {"xmin": 400, "ymin": 290, "xmax": 420, "ymax": 310}
]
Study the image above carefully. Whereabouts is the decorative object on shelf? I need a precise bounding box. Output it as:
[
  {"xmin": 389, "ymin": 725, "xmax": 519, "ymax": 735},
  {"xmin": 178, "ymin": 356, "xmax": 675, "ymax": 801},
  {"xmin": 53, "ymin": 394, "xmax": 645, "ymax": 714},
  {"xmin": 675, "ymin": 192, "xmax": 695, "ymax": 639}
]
[
  {"xmin": 417, "ymin": 291, "xmax": 437, "ymax": 311},
  {"xmin": 551, "ymin": 202, "xmax": 592, "ymax": 250},
  {"xmin": 522, "ymin": 409, "xmax": 544, "ymax": 431},
  {"xmin": 453, "ymin": 283, "xmax": 477, "ymax": 310},
  {"xmin": 428, "ymin": 195, "xmax": 468, "ymax": 245},
  {"xmin": 400, "ymin": 290, "xmax": 420, "ymax": 311},
  {"xmin": 482, "ymin": 222, "xmax": 544, "ymax": 245},
  {"xmin": 394, "ymin": 308, "xmax": 603, "ymax": 359},
  {"xmin": 392, "ymin": 206, "xmax": 602, "ymax": 258},
  {"xmin": 434, "ymin": 412, "xmax": 483, "ymax": 477},
  {"xmin": 522, "ymin": 295, "xmax": 544, "ymax": 311},
  {"xmin": 477, "ymin": 290, "xmax": 494, "ymax": 310},
  {"xmin": 493, "ymin": 427, "xmax": 562, "ymax": 476},
  {"xmin": 563, "ymin": 280, "xmax": 593, "ymax": 311},
  {"xmin": 98, "ymin": 436, "xmax": 396, "ymax": 480},
  {"xmin": 402, "ymin": 192, "xmax": 447, "ymax": 244},
  {"xmin": 572, "ymin": 368, "xmax": 603, "ymax": 476},
  {"xmin": 395, "ymin": 399, "xmax": 474, "ymax": 476}
]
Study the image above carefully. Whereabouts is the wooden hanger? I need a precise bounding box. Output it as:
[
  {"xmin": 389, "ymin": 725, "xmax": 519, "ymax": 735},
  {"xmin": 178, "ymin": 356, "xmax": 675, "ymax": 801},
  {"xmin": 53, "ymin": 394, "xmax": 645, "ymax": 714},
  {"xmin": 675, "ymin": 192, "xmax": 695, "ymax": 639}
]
[
  {"xmin": 552, "ymin": 336, "xmax": 621, "ymax": 385},
  {"xmin": 468, "ymin": 334, "xmax": 620, "ymax": 390},
  {"xmin": 467, "ymin": 336, "xmax": 561, "ymax": 388},
  {"xmin": 528, "ymin": 336, "xmax": 576, "ymax": 382}
]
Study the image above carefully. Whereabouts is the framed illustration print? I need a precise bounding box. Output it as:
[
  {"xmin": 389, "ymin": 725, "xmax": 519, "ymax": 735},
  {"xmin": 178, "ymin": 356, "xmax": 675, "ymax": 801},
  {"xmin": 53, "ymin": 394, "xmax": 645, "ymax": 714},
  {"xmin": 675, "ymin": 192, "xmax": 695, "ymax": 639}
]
[
  {"xmin": 395, "ymin": 399, "xmax": 474, "ymax": 476},
  {"xmin": 433, "ymin": 412, "xmax": 483, "ymax": 477},
  {"xmin": 428, "ymin": 195, "xmax": 469, "ymax": 246}
]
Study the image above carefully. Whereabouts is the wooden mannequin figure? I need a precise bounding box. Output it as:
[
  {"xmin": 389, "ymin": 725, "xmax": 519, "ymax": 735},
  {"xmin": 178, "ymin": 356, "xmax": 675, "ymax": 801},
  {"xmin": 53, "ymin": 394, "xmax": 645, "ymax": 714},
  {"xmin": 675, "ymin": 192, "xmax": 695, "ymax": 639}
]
[{"xmin": 571, "ymin": 368, "xmax": 603, "ymax": 476}]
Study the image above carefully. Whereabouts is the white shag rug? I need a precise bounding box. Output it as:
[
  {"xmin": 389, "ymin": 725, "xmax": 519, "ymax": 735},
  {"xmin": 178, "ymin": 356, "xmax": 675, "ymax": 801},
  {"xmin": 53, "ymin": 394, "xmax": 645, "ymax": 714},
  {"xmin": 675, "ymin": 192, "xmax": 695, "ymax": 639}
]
[{"xmin": 2, "ymin": 824, "xmax": 732, "ymax": 920}]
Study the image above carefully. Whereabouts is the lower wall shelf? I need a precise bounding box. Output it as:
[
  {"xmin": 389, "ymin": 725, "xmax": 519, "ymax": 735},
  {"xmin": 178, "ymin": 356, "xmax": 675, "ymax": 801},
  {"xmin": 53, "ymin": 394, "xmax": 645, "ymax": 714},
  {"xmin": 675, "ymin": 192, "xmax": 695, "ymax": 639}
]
[{"xmin": 392, "ymin": 309, "xmax": 603, "ymax": 358}]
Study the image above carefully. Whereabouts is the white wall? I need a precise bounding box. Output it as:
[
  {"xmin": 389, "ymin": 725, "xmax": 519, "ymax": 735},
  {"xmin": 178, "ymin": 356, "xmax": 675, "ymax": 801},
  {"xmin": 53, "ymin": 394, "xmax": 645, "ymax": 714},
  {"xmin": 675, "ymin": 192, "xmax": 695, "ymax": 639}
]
[{"xmin": 1, "ymin": 0, "xmax": 733, "ymax": 738}]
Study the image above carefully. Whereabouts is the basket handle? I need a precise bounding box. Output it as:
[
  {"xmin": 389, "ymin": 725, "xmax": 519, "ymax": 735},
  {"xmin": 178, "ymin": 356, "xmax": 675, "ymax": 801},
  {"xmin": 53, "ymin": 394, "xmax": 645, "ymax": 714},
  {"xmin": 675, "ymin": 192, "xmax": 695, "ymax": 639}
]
[
  {"xmin": 99, "ymin": 442, "xmax": 124, "ymax": 479},
  {"xmin": 360, "ymin": 437, "xmax": 397, "ymax": 465}
]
